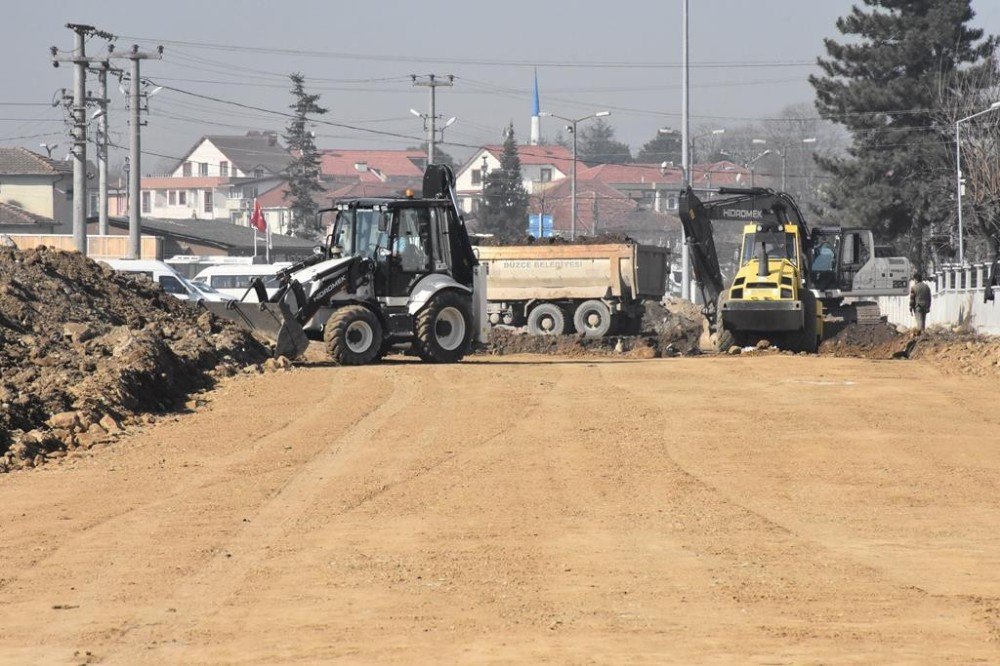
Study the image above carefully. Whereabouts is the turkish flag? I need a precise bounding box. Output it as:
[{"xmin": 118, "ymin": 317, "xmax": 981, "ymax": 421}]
[{"xmin": 250, "ymin": 198, "xmax": 267, "ymax": 233}]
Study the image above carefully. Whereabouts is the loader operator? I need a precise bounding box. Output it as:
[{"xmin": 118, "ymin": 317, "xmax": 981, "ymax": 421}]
[{"xmin": 909, "ymin": 272, "xmax": 932, "ymax": 333}]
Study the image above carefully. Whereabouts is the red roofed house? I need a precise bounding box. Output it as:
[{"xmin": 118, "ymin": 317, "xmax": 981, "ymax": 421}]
[
  {"xmin": 0, "ymin": 147, "xmax": 96, "ymax": 229},
  {"xmin": 317, "ymin": 149, "xmax": 426, "ymax": 186},
  {"xmin": 454, "ymin": 145, "xmax": 575, "ymax": 215},
  {"xmin": 140, "ymin": 131, "xmax": 291, "ymax": 225}
]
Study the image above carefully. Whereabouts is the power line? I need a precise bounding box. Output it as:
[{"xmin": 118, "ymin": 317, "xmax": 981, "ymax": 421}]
[{"xmin": 122, "ymin": 35, "xmax": 817, "ymax": 69}]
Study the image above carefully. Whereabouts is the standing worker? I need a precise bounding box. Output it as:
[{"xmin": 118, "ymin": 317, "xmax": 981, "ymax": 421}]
[{"xmin": 909, "ymin": 272, "xmax": 932, "ymax": 333}]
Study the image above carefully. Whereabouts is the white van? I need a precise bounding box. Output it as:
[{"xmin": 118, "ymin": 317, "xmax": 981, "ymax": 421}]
[
  {"xmin": 192, "ymin": 263, "xmax": 292, "ymax": 300},
  {"xmin": 103, "ymin": 259, "xmax": 232, "ymax": 303}
]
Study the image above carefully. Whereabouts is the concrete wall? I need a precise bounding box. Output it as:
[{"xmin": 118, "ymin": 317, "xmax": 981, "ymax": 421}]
[{"xmin": 877, "ymin": 263, "xmax": 1000, "ymax": 335}]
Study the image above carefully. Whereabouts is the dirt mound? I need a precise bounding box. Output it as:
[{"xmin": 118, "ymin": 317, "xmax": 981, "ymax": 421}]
[
  {"xmin": 476, "ymin": 232, "xmax": 635, "ymax": 247},
  {"xmin": 0, "ymin": 246, "xmax": 271, "ymax": 471},
  {"xmin": 907, "ymin": 329, "xmax": 1000, "ymax": 378},
  {"xmin": 484, "ymin": 298, "xmax": 705, "ymax": 358},
  {"xmin": 819, "ymin": 320, "xmax": 910, "ymax": 359}
]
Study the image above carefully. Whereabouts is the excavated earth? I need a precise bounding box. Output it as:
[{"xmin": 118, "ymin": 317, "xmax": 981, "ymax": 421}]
[
  {"xmin": 484, "ymin": 297, "xmax": 706, "ymax": 358},
  {"xmin": 0, "ymin": 247, "xmax": 272, "ymax": 472}
]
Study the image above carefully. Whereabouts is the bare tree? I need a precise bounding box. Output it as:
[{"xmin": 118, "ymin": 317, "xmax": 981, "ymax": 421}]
[{"xmin": 936, "ymin": 60, "xmax": 1000, "ymax": 266}]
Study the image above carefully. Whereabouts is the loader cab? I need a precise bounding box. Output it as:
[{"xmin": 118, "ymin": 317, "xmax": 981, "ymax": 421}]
[{"xmin": 328, "ymin": 198, "xmax": 476, "ymax": 299}]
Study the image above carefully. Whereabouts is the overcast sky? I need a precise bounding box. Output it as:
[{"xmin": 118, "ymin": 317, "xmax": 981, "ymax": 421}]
[{"xmin": 5, "ymin": 0, "xmax": 1000, "ymax": 172}]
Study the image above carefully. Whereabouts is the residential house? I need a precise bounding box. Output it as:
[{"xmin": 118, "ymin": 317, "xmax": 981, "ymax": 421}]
[
  {"xmin": 579, "ymin": 163, "xmax": 683, "ymax": 213},
  {"xmin": 454, "ymin": 145, "xmax": 574, "ymax": 215},
  {"xmin": 140, "ymin": 131, "xmax": 291, "ymax": 225},
  {"xmin": 523, "ymin": 178, "xmax": 639, "ymax": 239},
  {"xmin": 318, "ymin": 149, "xmax": 426, "ymax": 187},
  {"xmin": 0, "ymin": 147, "xmax": 96, "ymax": 229}
]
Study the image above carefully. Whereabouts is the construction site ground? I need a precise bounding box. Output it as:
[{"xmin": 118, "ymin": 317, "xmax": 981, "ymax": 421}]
[{"xmin": 2, "ymin": 353, "xmax": 1000, "ymax": 663}]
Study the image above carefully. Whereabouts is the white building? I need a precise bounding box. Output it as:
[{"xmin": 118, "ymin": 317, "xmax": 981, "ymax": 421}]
[
  {"xmin": 140, "ymin": 132, "xmax": 291, "ymax": 225},
  {"xmin": 453, "ymin": 144, "xmax": 574, "ymax": 214}
]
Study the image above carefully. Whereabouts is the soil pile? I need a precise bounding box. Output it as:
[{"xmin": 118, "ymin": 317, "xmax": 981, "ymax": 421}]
[
  {"xmin": 820, "ymin": 320, "xmax": 909, "ymax": 359},
  {"xmin": 476, "ymin": 232, "xmax": 635, "ymax": 247},
  {"xmin": 907, "ymin": 329, "xmax": 1000, "ymax": 378},
  {"xmin": 484, "ymin": 298, "xmax": 706, "ymax": 358},
  {"xmin": 641, "ymin": 298, "xmax": 706, "ymax": 354},
  {"xmin": 0, "ymin": 246, "xmax": 270, "ymax": 471}
]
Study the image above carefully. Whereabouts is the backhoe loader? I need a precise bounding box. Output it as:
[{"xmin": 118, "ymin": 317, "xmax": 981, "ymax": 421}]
[{"xmin": 201, "ymin": 165, "xmax": 489, "ymax": 365}]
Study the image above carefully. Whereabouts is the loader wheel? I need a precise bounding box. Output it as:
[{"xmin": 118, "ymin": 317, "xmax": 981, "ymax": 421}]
[
  {"xmin": 413, "ymin": 291, "xmax": 473, "ymax": 363},
  {"xmin": 573, "ymin": 300, "xmax": 613, "ymax": 338},
  {"xmin": 324, "ymin": 305, "xmax": 383, "ymax": 366},
  {"xmin": 526, "ymin": 303, "xmax": 566, "ymax": 336}
]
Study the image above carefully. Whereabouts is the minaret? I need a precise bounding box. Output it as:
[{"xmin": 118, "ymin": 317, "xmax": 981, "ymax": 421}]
[{"xmin": 530, "ymin": 69, "xmax": 541, "ymax": 146}]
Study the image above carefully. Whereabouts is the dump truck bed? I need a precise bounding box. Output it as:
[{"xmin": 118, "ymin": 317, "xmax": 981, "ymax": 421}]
[{"xmin": 475, "ymin": 243, "xmax": 668, "ymax": 303}]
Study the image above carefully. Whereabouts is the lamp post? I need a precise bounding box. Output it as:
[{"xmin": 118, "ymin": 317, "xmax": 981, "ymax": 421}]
[
  {"xmin": 744, "ymin": 141, "xmax": 771, "ymax": 188},
  {"xmin": 410, "ymin": 109, "xmax": 457, "ymax": 164},
  {"xmin": 754, "ymin": 137, "xmax": 817, "ymax": 191},
  {"xmin": 659, "ymin": 127, "xmax": 724, "ymax": 169},
  {"xmin": 956, "ymin": 101, "xmax": 1000, "ymax": 264},
  {"xmin": 541, "ymin": 110, "xmax": 610, "ymax": 239}
]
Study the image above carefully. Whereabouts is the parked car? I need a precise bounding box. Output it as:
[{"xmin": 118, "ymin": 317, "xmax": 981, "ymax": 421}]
[
  {"xmin": 191, "ymin": 263, "xmax": 293, "ymax": 301},
  {"xmin": 102, "ymin": 259, "xmax": 232, "ymax": 303}
]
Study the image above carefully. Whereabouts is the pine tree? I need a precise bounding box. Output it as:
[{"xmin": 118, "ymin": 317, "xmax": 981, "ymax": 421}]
[
  {"xmin": 637, "ymin": 129, "xmax": 682, "ymax": 165},
  {"xmin": 282, "ymin": 73, "xmax": 328, "ymax": 239},
  {"xmin": 480, "ymin": 122, "xmax": 529, "ymax": 241},
  {"xmin": 577, "ymin": 118, "xmax": 632, "ymax": 166},
  {"xmin": 810, "ymin": 0, "xmax": 996, "ymax": 263}
]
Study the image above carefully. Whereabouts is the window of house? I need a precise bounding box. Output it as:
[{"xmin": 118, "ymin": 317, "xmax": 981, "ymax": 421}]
[
  {"xmin": 182, "ymin": 162, "xmax": 192, "ymax": 177},
  {"xmin": 203, "ymin": 189, "xmax": 213, "ymax": 213},
  {"xmin": 89, "ymin": 192, "xmax": 98, "ymax": 215},
  {"xmin": 471, "ymin": 169, "xmax": 482, "ymax": 186},
  {"xmin": 141, "ymin": 191, "xmax": 151, "ymax": 213},
  {"xmin": 253, "ymin": 168, "xmax": 264, "ymax": 179},
  {"xmin": 220, "ymin": 161, "xmax": 229, "ymax": 177},
  {"xmin": 199, "ymin": 162, "xmax": 209, "ymax": 177},
  {"xmin": 540, "ymin": 167, "xmax": 552, "ymax": 183},
  {"xmin": 168, "ymin": 190, "xmax": 176, "ymax": 206},
  {"xmin": 229, "ymin": 186, "xmax": 240, "ymax": 199},
  {"xmin": 178, "ymin": 190, "xmax": 187, "ymax": 206}
]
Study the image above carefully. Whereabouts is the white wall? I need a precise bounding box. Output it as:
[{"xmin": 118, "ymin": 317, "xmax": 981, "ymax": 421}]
[
  {"xmin": 454, "ymin": 149, "xmax": 568, "ymax": 213},
  {"xmin": 877, "ymin": 264, "xmax": 1000, "ymax": 335}
]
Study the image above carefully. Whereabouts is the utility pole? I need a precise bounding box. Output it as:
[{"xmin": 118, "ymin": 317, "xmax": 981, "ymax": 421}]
[
  {"xmin": 111, "ymin": 44, "xmax": 163, "ymax": 259},
  {"xmin": 94, "ymin": 59, "xmax": 115, "ymax": 236},
  {"xmin": 680, "ymin": 0, "xmax": 691, "ymax": 301},
  {"xmin": 411, "ymin": 74, "xmax": 453, "ymax": 165}
]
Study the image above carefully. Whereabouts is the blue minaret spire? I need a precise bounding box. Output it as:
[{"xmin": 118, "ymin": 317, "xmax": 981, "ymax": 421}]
[{"xmin": 530, "ymin": 68, "xmax": 541, "ymax": 145}]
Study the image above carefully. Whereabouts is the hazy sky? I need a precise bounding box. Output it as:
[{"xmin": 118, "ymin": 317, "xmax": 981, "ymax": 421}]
[{"xmin": 5, "ymin": 0, "xmax": 1000, "ymax": 171}]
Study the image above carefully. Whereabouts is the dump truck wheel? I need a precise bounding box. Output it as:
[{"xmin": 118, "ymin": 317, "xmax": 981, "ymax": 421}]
[
  {"xmin": 573, "ymin": 300, "xmax": 613, "ymax": 337},
  {"xmin": 527, "ymin": 303, "xmax": 566, "ymax": 336},
  {"xmin": 413, "ymin": 291, "xmax": 473, "ymax": 363},
  {"xmin": 324, "ymin": 305, "xmax": 383, "ymax": 366}
]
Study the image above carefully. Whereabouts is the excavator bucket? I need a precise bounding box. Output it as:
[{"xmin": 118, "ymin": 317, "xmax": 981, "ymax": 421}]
[{"xmin": 201, "ymin": 300, "xmax": 310, "ymax": 360}]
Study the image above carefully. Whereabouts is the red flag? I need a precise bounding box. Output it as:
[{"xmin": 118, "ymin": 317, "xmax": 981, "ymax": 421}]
[{"xmin": 250, "ymin": 198, "xmax": 267, "ymax": 233}]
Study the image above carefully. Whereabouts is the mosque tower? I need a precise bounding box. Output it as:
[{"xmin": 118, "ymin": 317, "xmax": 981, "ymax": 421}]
[{"xmin": 530, "ymin": 69, "xmax": 541, "ymax": 146}]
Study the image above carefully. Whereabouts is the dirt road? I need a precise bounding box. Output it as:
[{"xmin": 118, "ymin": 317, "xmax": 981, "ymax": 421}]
[{"xmin": 1, "ymin": 354, "xmax": 999, "ymax": 663}]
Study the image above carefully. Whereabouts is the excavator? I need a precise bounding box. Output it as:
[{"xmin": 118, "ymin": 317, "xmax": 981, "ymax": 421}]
[
  {"xmin": 202, "ymin": 165, "xmax": 489, "ymax": 365},
  {"xmin": 678, "ymin": 186, "xmax": 910, "ymax": 352}
]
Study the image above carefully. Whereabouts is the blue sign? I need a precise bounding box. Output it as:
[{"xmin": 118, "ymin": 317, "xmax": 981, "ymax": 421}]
[{"xmin": 527, "ymin": 214, "xmax": 554, "ymax": 238}]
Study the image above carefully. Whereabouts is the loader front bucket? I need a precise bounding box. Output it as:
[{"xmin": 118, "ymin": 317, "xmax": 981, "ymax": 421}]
[{"xmin": 201, "ymin": 300, "xmax": 310, "ymax": 360}]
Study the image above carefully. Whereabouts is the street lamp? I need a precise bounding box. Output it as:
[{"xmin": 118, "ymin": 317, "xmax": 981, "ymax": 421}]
[
  {"xmin": 745, "ymin": 148, "xmax": 771, "ymax": 188},
  {"xmin": 660, "ymin": 127, "xmax": 724, "ymax": 168},
  {"xmin": 410, "ymin": 110, "xmax": 457, "ymax": 160},
  {"xmin": 956, "ymin": 100, "xmax": 1000, "ymax": 264},
  {"xmin": 759, "ymin": 137, "xmax": 818, "ymax": 191},
  {"xmin": 540, "ymin": 110, "xmax": 610, "ymax": 239}
]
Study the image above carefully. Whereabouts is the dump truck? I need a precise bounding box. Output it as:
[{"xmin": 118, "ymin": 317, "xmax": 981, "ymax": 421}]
[
  {"xmin": 474, "ymin": 243, "xmax": 669, "ymax": 336},
  {"xmin": 678, "ymin": 186, "xmax": 911, "ymax": 352}
]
